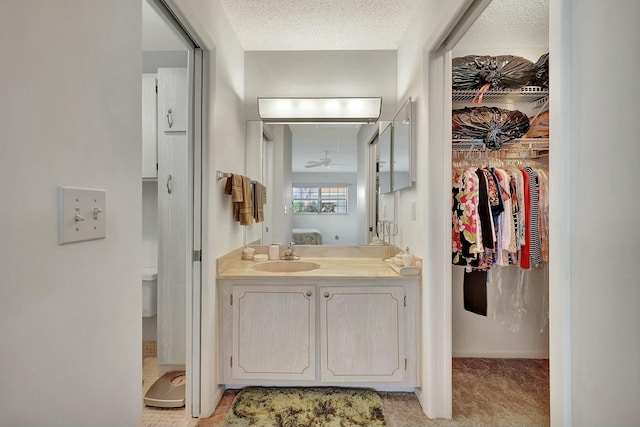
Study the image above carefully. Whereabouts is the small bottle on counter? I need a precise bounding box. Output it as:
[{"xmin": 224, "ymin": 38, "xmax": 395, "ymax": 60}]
[
  {"xmin": 402, "ymin": 246, "xmax": 414, "ymax": 267},
  {"xmin": 269, "ymin": 244, "xmax": 280, "ymax": 260}
]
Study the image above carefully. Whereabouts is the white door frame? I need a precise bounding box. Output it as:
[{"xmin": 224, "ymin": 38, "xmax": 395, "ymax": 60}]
[{"xmin": 187, "ymin": 46, "xmax": 204, "ymax": 417}]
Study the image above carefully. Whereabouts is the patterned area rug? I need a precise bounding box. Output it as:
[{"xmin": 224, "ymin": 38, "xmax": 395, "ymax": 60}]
[{"xmin": 221, "ymin": 387, "xmax": 387, "ymax": 427}]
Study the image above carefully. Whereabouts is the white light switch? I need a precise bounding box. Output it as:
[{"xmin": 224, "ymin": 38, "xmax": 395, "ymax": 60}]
[{"xmin": 58, "ymin": 186, "xmax": 107, "ymax": 244}]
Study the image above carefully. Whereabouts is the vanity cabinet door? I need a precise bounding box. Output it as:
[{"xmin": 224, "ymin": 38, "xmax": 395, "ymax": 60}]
[
  {"xmin": 232, "ymin": 285, "xmax": 316, "ymax": 381},
  {"xmin": 320, "ymin": 286, "xmax": 405, "ymax": 382}
]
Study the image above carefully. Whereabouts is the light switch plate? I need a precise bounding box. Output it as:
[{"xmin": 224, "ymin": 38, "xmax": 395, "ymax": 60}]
[{"xmin": 58, "ymin": 186, "xmax": 107, "ymax": 244}]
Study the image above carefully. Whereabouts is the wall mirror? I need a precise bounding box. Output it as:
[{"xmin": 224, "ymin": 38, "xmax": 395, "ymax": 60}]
[
  {"xmin": 245, "ymin": 120, "xmax": 394, "ymax": 246},
  {"xmin": 392, "ymin": 97, "xmax": 413, "ymax": 191}
]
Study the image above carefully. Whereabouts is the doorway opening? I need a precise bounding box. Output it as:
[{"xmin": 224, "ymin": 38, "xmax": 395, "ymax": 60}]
[
  {"xmin": 433, "ymin": 0, "xmax": 551, "ymax": 423},
  {"xmin": 141, "ymin": 0, "xmax": 205, "ymax": 420}
]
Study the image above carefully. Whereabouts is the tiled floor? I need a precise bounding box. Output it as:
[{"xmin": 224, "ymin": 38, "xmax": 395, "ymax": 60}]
[{"xmin": 142, "ymin": 357, "xmax": 549, "ymax": 427}]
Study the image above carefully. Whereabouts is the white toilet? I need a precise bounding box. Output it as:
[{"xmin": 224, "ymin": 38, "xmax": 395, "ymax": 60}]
[
  {"xmin": 142, "ymin": 267, "xmax": 157, "ymax": 317},
  {"xmin": 142, "ymin": 240, "xmax": 158, "ymax": 318}
]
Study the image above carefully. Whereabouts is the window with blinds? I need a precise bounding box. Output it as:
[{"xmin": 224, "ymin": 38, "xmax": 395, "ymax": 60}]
[{"xmin": 292, "ymin": 186, "xmax": 348, "ymax": 214}]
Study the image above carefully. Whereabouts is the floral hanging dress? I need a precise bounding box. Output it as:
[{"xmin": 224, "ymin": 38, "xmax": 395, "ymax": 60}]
[{"xmin": 452, "ymin": 168, "xmax": 482, "ymax": 266}]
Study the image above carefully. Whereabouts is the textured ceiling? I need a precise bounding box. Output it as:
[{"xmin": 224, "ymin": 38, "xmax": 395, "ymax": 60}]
[
  {"xmin": 220, "ymin": 0, "xmax": 421, "ymax": 50},
  {"xmin": 456, "ymin": 0, "xmax": 549, "ymax": 50},
  {"xmin": 146, "ymin": 0, "xmax": 548, "ymax": 52}
]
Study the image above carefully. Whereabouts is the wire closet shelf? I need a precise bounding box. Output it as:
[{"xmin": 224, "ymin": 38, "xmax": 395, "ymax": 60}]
[{"xmin": 452, "ymin": 86, "xmax": 549, "ymax": 106}]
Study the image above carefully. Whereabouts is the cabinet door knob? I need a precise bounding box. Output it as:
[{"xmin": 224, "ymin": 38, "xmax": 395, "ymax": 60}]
[
  {"xmin": 324, "ymin": 292, "xmax": 330, "ymax": 298},
  {"xmin": 167, "ymin": 108, "xmax": 174, "ymax": 128},
  {"xmin": 305, "ymin": 291, "xmax": 312, "ymax": 297}
]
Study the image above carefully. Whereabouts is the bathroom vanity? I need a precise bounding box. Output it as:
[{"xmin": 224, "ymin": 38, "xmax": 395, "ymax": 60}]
[{"xmin": 217, "ymin": 247, "xmax": 420, "ymax": 389}]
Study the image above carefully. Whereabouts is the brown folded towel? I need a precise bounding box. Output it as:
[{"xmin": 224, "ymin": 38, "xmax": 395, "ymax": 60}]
[
  {"xmin": 224, "ymin": 174, "xmax": 254, "ymax": 225},
  {"xmin": 253, "ymin": 182, "xmax": 266, "ymax": 223},
  {"xmin": 224, "ymin": 174, "xmax": 241, "ymax": 222},
  {"xmin": 224, "ymin": 174, "xmax": 243, "ymax": 202},
  {"xmin": 238, "ymin": 176, "xmax": 254, "ymax": 225}
]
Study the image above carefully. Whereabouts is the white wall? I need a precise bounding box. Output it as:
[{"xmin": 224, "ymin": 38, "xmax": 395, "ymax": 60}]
[
  {"xmin": 143, "ymin": 50, "xmax": 188, "ymax": 73},
  {"xmin": 0, "ymin": 1, "xmax": 142, "ymax": 426},
  {"xmin": 395, "ymin": 0, "xmax": 470, "ymax": 418},
  {"xmin": 452, "ymin": 266, "xmax": 549, "ymax": 358},
  {"xmin": 552, "ymin": 1, "xmax": 640, "ymax": 425},
  {"xmin": 292, "ymin": 172, "xmax": 358, "ymax": 245},
  {"xmin": 168, "ymin": 0, "xmax": 246, "ymax": 416},
  {"xmin": 245, "ymin": 50, "xmax": 398, "ymax": 121}
]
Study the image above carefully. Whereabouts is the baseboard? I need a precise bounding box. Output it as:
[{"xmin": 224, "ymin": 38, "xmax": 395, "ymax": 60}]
[
  {"xmin": 452, "ymin": 350, "xmax": 549, "ymax": 359},
  {"xmin": 223, "ymin": 384, "xmax": 416, "ymax": 392}
]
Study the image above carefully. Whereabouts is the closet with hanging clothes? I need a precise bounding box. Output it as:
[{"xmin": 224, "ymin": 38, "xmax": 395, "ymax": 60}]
[
  {"xmin": 450, "ymin": 102, "xmax": 550, "ymax": 424},
  {"xmin": 448, "ymin": 1, "xmax": 550, "ymax": 422},
  {"xmin": 452, "ymin": 150, "xmax": 549, "ymax": 321},
  {"xmin": 451, "ymin": 68, "xmax": 550, "ymax": 357}
]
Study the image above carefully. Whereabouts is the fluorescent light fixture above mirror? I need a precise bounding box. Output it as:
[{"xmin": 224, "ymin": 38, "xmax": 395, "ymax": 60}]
[{"xmin": 258, "ymin": 97, "xmax": 382, "ymax": 123}]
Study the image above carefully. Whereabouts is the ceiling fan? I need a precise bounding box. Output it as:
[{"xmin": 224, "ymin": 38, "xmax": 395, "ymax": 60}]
[{"xmin": 305, "ymin": 151, "xmax": 346, "ymax": 169}]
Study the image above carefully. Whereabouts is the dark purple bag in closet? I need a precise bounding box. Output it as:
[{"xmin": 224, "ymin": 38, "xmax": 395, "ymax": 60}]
[
  {"xmin": 532, "ymin": 53, "xmax": 549, "ymax": 88},
  {"xmin": 452, "ymin": 55, "xmax": 537, "ymax": 91},
  {"xmin": 452, "ymin": 106, "xmax": 530, "ymax": 150}
]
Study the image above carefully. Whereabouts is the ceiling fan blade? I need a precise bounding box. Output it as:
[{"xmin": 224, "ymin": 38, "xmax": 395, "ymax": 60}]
[{"xmin": 305, "ymin": 163, "xmax": 323, "ymax": 168}]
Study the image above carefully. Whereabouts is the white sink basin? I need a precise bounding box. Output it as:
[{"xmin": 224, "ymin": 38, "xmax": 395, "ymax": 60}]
[{"xmin": 252, "ymin": 260, "xmax": 321, "ymax": 273}]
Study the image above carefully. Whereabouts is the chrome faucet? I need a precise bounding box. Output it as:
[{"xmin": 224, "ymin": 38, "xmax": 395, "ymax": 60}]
[{"xmin": 283, "ymin": 240, "xmax": 299, "ymax": 260}]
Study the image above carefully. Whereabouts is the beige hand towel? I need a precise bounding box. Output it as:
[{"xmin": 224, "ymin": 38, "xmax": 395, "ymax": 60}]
[
  {"xmin": 237, "ymin": 176, "xmax": 254, "ymax": 225},
  {"xmin": 224, "ymin": 174, "xmax": 254, "ymax": 225},
  {"xmin": 253, "ymin": 182, "xmax": 266, "ymax": 223}
]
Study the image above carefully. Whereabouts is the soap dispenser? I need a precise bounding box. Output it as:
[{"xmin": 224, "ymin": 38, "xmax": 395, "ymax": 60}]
[{"xmin": 402, "ymin": 247, "xmax": 414, "ymax": 267}]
